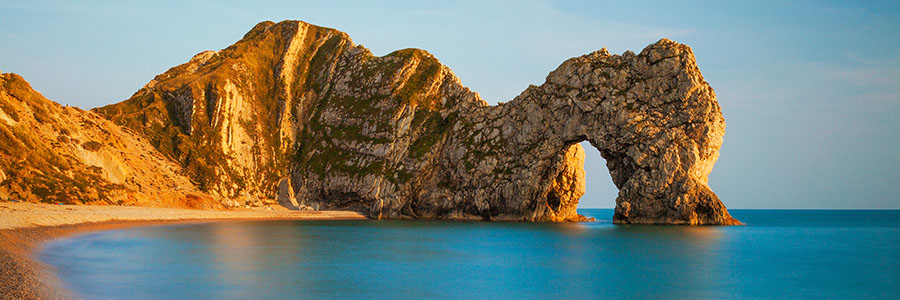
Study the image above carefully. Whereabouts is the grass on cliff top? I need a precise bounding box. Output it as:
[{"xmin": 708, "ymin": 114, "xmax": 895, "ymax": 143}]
[
  {"xmin": 387, "ymin": 49, "xmax": 444, "ymax": 109},
  {"xmin": 1, "ymin": 73, "xmax": 58, "ymax": 125},
  {"xmin": 0, "ymin": 117, "xmax": 121, "ymax": 205}
]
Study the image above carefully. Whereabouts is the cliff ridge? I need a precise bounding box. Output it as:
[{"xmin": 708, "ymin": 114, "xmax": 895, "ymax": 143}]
[{"xmin": 2, "ymin": 20, "xmax": 738, "ymax": 224}]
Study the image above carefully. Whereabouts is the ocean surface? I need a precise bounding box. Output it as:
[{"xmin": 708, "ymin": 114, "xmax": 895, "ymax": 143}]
[{"xmin": 39, "ymin": 209, "xmax": 900, "ymax": 299}]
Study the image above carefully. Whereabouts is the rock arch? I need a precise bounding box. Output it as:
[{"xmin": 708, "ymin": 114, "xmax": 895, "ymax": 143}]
[
  {"xmin": 412, "ymin": 39, "xmax": 740, "ymax": 224},
  {"xmin": 93, "ymin": 21, "xmax": 737, "ymax": 224}
]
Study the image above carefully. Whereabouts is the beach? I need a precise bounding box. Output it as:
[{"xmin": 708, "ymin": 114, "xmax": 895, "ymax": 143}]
[{"xmin": 0, "ymin": 201, "xmax": 365, "ymax": 299}]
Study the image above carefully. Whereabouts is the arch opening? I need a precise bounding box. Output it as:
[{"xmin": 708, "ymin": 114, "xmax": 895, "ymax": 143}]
[
  {"xmin": 578, "ymin": 141, "xmax": 620, "ymax": 216},
  {"xmin": 541, "ymin": 140, "xmax": 620, "ymax": 222}
]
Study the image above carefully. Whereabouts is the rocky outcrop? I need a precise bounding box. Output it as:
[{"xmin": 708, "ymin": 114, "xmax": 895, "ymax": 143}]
[
  {"xmin": 0, "ymin": 20, "xmax": 737, "ymax": 224},
  {"xmin": 91, "ymin": 20, "xmax": 737, "ymax": 224},
  {"xmin": 428, "ymin": 42, "xmax": 738, "ymax": 225},
  {"xmin": 0, "ymin": 73, "xmax": 218, "ymax": 208}
]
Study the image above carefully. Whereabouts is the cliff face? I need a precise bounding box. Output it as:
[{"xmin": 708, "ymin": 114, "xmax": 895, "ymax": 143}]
[
  {"xmin": 0, "ymin": 74, "xmax": 217, "ymax": 208},
  {"xmin": 92, "ymin": 20, "xmax": 737, "ymax": 224},
  {"xmin": 1, "ymin": 20, "xmax": 737, "ymax": 224},
  {"xmin": 95, "ymin": 20, "xmax": 490, "ymax": 209}
]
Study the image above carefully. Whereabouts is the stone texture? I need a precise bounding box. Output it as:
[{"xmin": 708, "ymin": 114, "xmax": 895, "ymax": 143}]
[
  {"xmin": 276, "ymin": 178, "xmax": 299, "ymax": 209},
  {"xmin": 5, "ymin": 20, "xmax": 738, "ymax": 224},
  {"xmin": 0, "ymin": 73, "xmax": 217, "ymax": 208},
  {"xmin": 432, "ymin": 42, "xmax": 740, "ymax": 225}
]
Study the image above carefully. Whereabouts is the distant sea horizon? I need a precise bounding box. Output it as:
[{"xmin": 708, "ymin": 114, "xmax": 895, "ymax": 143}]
[{"xmin": 41, "ymin": 209, "xmax": 900, "ymax": 299}]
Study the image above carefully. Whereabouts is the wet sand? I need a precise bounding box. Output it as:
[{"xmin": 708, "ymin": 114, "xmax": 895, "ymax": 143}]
[{"xmin": 0, "ymin": 202, "xmax": 365, "ymax": 299}]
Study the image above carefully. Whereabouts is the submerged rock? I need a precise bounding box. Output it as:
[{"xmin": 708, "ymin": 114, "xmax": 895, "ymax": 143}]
[{"xmin": 4, "ymin": 20, "xmax": 738, "ymax": 224}]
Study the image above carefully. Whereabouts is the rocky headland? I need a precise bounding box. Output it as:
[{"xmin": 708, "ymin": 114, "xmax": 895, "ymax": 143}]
[{"xmin": 0, "ymin": 20, "xmax": 738, "ymax": 225}]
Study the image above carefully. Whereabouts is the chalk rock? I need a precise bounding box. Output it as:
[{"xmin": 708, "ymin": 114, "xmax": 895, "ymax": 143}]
[{"xmin": 91, "ymin": 20, "xmax": 737, "ymax": 224}]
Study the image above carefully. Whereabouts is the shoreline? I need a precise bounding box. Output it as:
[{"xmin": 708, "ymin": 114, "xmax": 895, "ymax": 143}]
[{"xmin": 0, "ymin": 202, "xmax": 366, "ymax": 299}]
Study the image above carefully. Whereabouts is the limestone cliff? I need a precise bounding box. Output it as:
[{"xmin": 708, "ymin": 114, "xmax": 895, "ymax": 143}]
[
  {"xmin": 0, "ymin": 73, "xmax": 218, "ymax": 208},
  {"xmin": 92, "ymin": 20, "xmax": 737, "ymax": 224}
]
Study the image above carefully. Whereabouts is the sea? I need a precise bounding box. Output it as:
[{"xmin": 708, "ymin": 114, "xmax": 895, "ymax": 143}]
[{"xmin": 38, "ymin": 209, "xmax": 900, "ymax": 299}]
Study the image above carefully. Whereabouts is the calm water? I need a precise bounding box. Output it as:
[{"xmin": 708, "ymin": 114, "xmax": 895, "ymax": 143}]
[{"xmin": 39, "ymin": 209, "xmax": 900, "ymax": 299}]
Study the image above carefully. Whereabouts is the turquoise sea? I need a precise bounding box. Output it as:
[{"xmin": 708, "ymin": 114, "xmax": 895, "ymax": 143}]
[{"xmin": 39, "ymin": 209, "xmax": 900, "ymax": 299}]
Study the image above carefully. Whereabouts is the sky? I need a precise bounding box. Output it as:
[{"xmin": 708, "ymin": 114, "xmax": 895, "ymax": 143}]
[{"xmin": 1, "ymin": 0, "xmax": 898, "ymax": 209}]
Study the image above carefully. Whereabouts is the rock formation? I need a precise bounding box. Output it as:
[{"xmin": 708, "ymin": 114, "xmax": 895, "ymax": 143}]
[
  {"xmin": 0, "ymin": 73, "xmax": 218, "ymax": 208},
  {"xmin": 434, "ymin": 42, "xmax": 739, "ymax": 225},
  {"xmin": 3, "ymin": 20, "xmax": 739, "ymax": 224}
]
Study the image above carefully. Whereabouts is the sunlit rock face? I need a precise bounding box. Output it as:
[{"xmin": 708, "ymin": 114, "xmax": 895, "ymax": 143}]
[
  {"xmin": 91, "ymin": 20, "xmax": 737, "ymax": 224},
  {"xmin": 0, "ymin": 73, "xmax": 217, "ymax": 208},
  {"xmin": 444, "ymin": 40, "xmax": 739, "ymax": 224}
]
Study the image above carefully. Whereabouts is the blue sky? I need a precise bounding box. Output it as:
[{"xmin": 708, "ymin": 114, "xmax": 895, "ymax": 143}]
[{"xmin": 1, "ymin": 0, "xmax": 898, "ymax": 208}]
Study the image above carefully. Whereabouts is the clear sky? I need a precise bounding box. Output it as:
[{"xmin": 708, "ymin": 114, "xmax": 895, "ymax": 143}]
[{"xmin": 1, "ymin": 0, "xmax": 898, "ymax": 209}]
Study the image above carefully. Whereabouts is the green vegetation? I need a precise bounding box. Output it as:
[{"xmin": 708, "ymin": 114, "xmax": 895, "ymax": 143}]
[
  {"xmin": 326, "ymin": 95, "xmax": 388, "ymax": 121},
  {"xmin": 242, "ymin": 21, "xmax": 276, "ymax": 40},
  {"xmin": 389, "ymin": 169, "xmax": 412, "ymax": 184},
  {"xmin": 437, "ymin": 177, "xmax": 453, "ymax": 189},
  {"xmin": 408, "ymin": 111, "xmax": 457, "ymax": 158},
  {"xmin": 308, "ymin": 35, "xmax": 345, "ymax": 77},
  {"xmin": 329, "ymin": 123, "xmax": 391, "ymax": 144},
  {"xmin": 391, "ymin": 50, "xmax": 443, "ymax": 108},
  {"xmin": 302, "ymin": 141, "xmax": 386, "ymax": 177}
]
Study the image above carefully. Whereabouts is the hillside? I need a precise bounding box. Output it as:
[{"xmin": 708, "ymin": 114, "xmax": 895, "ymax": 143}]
[{"xmin": 0, "ymin": 73, "xmax": 218, "ymax": 208}]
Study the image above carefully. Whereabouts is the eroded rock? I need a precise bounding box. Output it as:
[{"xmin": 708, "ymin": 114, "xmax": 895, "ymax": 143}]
[{"xmin": 17, "ymin": 20, "xmax": 737, "ymax": 224}]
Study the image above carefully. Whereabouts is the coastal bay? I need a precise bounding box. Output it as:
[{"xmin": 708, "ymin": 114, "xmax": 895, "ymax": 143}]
[{"xmin": 0, "ymin": 201, "xmax": 363, "ymax": 299}]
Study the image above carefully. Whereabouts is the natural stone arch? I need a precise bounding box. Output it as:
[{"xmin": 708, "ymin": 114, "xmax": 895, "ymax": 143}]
[
  {"xmin": 94, "ymin": 20, "xmax": 736, "ymax": 224},
  {"xmin": 420, "ymin": 39, "xmax": 740, "ymax": 224},
  {"xmin": 547, "ymin": 40, "xmax": 738, "ymax": 225}
]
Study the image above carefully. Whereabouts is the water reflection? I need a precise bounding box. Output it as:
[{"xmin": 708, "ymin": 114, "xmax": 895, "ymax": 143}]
[
  {"xmin": 205, "ymin": 221, "xmax": 281, "ymax": 296},
  {"xmin": 39, "ymin": 209, "xmax": 900, "ymax": 299}
]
